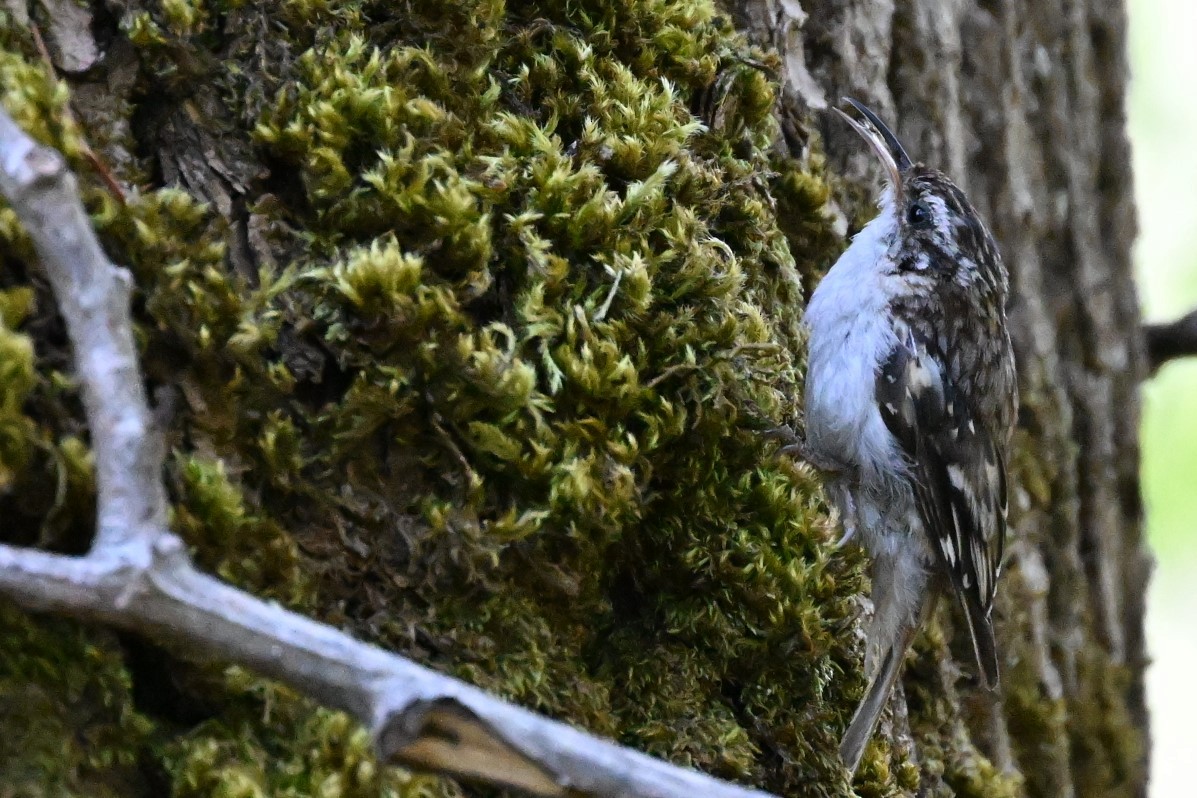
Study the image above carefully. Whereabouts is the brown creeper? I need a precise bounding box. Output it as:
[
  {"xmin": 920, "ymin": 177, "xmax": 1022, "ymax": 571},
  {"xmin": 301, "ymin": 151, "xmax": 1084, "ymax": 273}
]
[{"xmin": 803, "ymin": 99, "xmax": 1017, "ymax": 775}]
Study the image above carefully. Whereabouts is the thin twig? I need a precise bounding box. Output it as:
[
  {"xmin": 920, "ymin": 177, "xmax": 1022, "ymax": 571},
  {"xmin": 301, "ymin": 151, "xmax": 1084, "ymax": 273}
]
[
  {"xmin": 28, "ymin": 22, "xmax": 126, "ymax": 204},
  {"xmin": 0, "ymin": 107, "xmax": 777, "ymax": 798}
]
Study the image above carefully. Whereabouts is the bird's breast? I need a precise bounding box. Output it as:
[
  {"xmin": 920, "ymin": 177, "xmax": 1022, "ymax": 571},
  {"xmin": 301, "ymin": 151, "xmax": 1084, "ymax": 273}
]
[{"xmin": 802, "ymin": 216, "xmax": 906, "ymax": 484}]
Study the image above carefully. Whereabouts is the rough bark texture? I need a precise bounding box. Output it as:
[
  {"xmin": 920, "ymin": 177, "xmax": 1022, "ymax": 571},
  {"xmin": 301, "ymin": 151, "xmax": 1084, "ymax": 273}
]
[
  {"xmin": 735, "ymin": 1, "xmax": 1150, "ymax": 795},
  {"xmin": 0, "ymin": 1, "xmax": 1147, "ymax": 797}
]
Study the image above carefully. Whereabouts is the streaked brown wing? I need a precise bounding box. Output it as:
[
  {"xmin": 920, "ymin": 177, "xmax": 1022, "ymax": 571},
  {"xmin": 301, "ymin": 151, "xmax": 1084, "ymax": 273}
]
[{"xmin": 876, "ymin": 328, "xmax": 1006, "ymax": 686}]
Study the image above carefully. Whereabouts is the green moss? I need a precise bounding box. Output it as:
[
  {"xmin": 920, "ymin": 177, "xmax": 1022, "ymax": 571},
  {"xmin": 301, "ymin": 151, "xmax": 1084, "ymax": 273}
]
[
  {"xmin": 943, "ymin": 748, "xmax": 1024, "ymax": 798},
  {"xmin": 0, "ymin": 294, "xmax": 36, "ymax": 492},
  {"xmin": 160, "ymin": 677, "xmax": 449, "ymax": 798},
  {"xmin": 0, "ymin": 602, "xmax": 151, "ymax": 796},
  {"xmin": 172, "ymin": 453, "xmax": 311, "ymax": 604},
  {"xmin": 0, "ymin": 50, "xmax": 86, "ymax": 160},
  {"xmin": 1069, "ymin": 647, "xmax": 1146, "ymax": 797},
  {"xmin": 159, "ymin": 0, "xmax": 210, "ymax": 37}
]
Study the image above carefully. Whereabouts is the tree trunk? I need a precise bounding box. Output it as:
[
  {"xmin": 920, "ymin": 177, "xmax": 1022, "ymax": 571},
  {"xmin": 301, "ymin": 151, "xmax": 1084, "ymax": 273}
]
[
  {"xmin": 0, "ymin": 1, "xmax": 1148, "ymax": 797},
  {"xmin": 734, "ymin": 1, "xmax": 1150, "ymax": 795}
]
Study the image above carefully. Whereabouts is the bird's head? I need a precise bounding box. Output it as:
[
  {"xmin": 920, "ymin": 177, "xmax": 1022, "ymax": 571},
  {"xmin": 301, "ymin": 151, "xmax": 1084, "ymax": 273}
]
[{"xmin": 835, "ymin": 98, "xmax": 1006, "ymax": 299}]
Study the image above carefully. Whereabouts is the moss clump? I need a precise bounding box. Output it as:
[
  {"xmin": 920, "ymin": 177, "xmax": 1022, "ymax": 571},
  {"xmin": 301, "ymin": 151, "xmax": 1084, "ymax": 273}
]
[
  {"xmin": 1069, "ymin": 648, "xmax": 1145, "ymax": 797},
  {"xmin": 0, "ymin": 602, "xmax": 151, "ymax": 797},
  {"xmin": 0, "ymin": 288, "xmax": 36, "ymax": 493},
  {"xmin": 159, "ymin": 675, "xmax": 440, "ymax": 798}
]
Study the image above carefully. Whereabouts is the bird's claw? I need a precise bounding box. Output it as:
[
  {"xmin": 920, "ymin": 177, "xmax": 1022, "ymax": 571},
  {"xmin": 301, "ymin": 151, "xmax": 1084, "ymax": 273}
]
[
  {"xmin": 830, "ymin": 486, "xmax": 860, "ymax": 548},
  {"xmin": 834, "ymin": 522, "xmax": 858, "ymax": 548},
  {"xmin": 764, "ymin": 425, "xmax": 825, "ymax": 464},
  {"xmin": 761, "ymin": 424, "xmax": 802, "ymax": 447},
  {"xmin": 764, "ymin": 425, "xmax": 859, "ymax": 545}
]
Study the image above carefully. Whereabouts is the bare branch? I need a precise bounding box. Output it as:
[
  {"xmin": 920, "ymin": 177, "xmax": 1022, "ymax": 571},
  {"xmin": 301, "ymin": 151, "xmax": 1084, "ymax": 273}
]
[
  {"xmin": 0, "ymin": 109, "xmax": 160, "ymax": 551},
  {"xmin": 1144, "ymin": 307, "xmax": 1197, "ymax": 373},
  {"xmin": 0, "ymin": 108, "xmax": 778, "ymax": 798}
]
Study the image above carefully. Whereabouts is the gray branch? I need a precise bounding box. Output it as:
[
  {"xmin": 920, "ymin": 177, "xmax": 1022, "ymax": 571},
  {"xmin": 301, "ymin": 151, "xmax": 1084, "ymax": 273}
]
[
  {"xmin": 0, "ymin": 107, "xmax": 777, "ymax": 798},
  {"xmin": 1144, "ymin": 308, "xmax": 1197, "ymax": 373}
]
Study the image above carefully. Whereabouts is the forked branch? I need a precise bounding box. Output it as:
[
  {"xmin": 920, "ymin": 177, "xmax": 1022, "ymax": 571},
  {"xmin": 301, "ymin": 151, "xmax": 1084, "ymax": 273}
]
[{"xmin": 0, "ymin": 107, "xmax": 776, "ymax": 798}]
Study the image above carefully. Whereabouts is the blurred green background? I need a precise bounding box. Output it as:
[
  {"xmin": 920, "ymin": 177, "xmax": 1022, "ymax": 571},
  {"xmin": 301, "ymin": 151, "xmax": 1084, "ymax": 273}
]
[{"xmin": 1128, "ymin": 1, "xmax": 1197, "ymax": 796}]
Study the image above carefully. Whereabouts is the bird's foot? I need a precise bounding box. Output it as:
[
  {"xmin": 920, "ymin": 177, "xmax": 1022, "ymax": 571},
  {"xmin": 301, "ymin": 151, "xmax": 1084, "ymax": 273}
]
[
  {"xmin": 764, "ymin": 426, "xmax": 860, "ymax": 547},
  {"xmin": 765, "ymin": 426, "xmax": 844, "ymax": 474},
  {"xmin": 832, "ymin": 490, "xmax": 860, "ymax": 548},
  {"xmin": 761, "ymin": 424, "xmax": 801, "ymax": 447}
]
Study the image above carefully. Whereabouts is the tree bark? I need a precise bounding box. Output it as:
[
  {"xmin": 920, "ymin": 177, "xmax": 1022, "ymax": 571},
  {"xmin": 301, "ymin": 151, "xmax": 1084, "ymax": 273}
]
[
  {"xmin": 0, "ymin": 1, "xmax": 1148, "ymax": 797},
  {"xmin": 735, "ymin": 1, "xmax": 1150, "ymax": 796}
]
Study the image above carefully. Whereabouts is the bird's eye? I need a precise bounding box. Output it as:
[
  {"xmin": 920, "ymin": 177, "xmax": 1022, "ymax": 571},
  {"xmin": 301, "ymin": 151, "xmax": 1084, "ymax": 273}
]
[{"xmin": 906, "ymin": 201, "xmax": 932, "ymax": 229}]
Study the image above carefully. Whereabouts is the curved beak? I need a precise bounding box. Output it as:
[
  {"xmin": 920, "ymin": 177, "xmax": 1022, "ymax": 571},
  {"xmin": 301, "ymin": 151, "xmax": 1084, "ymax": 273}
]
[{"xmin": 833, "ymin": 98, "xmax": 912, "ymax": 197}]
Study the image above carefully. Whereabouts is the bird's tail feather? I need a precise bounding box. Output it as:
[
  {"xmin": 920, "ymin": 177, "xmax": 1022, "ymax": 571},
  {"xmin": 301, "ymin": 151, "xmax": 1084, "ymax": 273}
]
[
  {"xmin": 838, "ymin": 620, "xmax": 918, "ymax": 776},
  {"xmin": 958, "ymin": 597, "xmax": 1000, "ymax": 689},
  {"xmin": 840, "ymin": 590, "xmax": 939, "ymax": 777}
]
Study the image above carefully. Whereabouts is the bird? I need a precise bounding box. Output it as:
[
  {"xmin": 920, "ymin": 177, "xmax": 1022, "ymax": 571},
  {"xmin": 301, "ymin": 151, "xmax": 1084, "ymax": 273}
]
[{"xmin": 800, "ymin": 98, "xmax": 1017, "ymax": 776}]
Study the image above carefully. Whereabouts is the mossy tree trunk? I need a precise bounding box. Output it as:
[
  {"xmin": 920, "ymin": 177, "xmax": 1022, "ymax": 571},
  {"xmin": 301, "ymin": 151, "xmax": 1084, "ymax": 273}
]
[
  {"xmin": 735, "ymin": 1, "xmax": 1150, "ymax": 795},
  {"xmin": 0, "ymin": 1, "xmax": 1147, "ymax": 797}
]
